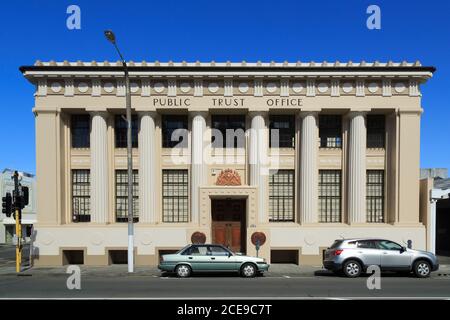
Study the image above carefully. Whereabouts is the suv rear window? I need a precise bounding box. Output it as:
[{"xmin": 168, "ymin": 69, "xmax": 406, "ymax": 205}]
[{"xmin": 330, "ymin": 240, "xmax": 343, "ymax": 249}]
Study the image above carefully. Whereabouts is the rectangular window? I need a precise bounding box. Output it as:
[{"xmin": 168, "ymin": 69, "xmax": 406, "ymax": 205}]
[
  {"xmin": 211, "ymin": 115, "xmax": 246, "ymax": 148},
  {"xmin": 71, "ymin": 115, "xmax": 90, "ymax": 148},
  {"xmin": 367, "ymin": 115, "xmax": 386, "ymax": 148},
  {"xmin": 318, "ymin": 170, "xmax": 341, "ymax": 222},
  {"xmin": 366, "ymin": 170, "xmax": 385, "ymax": 223},
  {"xmin": 269, "ymin": 170, "xmax": 295, "ymax": 222},
  {"xmin": 319, "ymin": 115, "xmax": 342, "ymax": 148},
  {"xmin": 115, "ymin": 115, "xmax": 138, "ymax": 148},
  {"xmin": 269, "ymin": 115, "xmax": 295, "ymax": 148},
  {"xmin": 72, "ymin": 169, "xmax": 90, "ymax": 222},
  {"xmin": 162, "ymin": 170, "xmax": 189, "ymax": 222},
  {"xmin": 162, "ymin": 115, "xmax": 188, "ymax": 148},
  {"xmin": 115, "ymin": 170, "xmax": 139, "ymax": 222}
]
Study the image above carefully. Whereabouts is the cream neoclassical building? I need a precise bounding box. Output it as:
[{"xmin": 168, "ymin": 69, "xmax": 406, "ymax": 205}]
[{"xmin": 20, "ymin": 60, "xmax": 435, "ymax": 266}]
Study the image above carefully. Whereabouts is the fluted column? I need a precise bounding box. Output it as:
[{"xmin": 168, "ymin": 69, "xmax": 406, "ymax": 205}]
[
  {"xmin": 190, "ymin": 112, "xmax": 207, "ymax": 225},
  {"xmin": 139, "ymin": 112, "xmax": 156, "ymax": 223},
  {"xmin": 249, "ymin": 112, "xmax": 268, "ymax": 223},
  {"xmin": 90, "ymin": 112, "xmax": 109, "ymax": 223},
  {"xmin": 299, "ymin": 112, "xmax": 319, "ymax": 224},
  {"xmin": 348, "ymin": 112, "xmax": 367, "ymax": 224}
]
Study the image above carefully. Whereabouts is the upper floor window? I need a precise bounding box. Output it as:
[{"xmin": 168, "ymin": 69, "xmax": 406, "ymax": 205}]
[
  {"xmin": 162, "ymin": 115, "xmax": 188, "ymax": 148},
  {"xmin": 211, "ymin": 115, "xmax": 246, "ymax": 148},
  {"xmin": 367, "ymin": 115, "xmax": 386, "ymax": 148},
  {"xmin": 366, "ymin": 170, "xmax": 385, "ymax": 223},
  {"xmin": 318, "ymin": 170, "xmax": 342, "ymax": 223},
  {"xmin": 269, "ymin": 115, "xmax": 295, "ymax": 148},
  {"xmin": 319, "ymin": 115, "xmax": 342, "ymax": 148},
  {"xmin": 71, "ymin": 115, "xmax": 90, "ymax": 148},
  {"xmin": 115, "ymin": 115, "xmax": 138, "ymax": 148},
  {"xmin": 162, "ymin": 169, "xmax": 189, "ymax": 222},
  {"xmin": 269, "ymin": 170, "xmax": 295, "ymax": 222},
  {"xmin": 115, "ymin": 170, "xmax": 139, "ymax": 222},
  {"xmin": 72, "ymin": 169, "xmax": 90, "ymax": 222}
]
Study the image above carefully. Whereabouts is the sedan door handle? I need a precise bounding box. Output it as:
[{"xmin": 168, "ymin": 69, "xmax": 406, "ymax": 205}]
[
  {"xmin": 211, "ymin": 257, "xmax": 216, "ymax": 260},
  {"xmin": 188, "ymin": 257, "xmax": 193, "ymax": 259}
]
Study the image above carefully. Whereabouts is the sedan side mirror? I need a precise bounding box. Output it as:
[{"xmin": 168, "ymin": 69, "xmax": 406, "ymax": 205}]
[
  {"xmin": 400, "ymin": 246, "xmax": 407, "ymax": 253},
  {"xmin": 228, "ymin": 252, "xmax": 232, "ymax": 257}
]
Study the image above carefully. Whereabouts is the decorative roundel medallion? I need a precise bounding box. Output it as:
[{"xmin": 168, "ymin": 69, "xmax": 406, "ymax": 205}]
[
  {"xmin": 394, "ymin": 82, "xmax": 406, "ymax": 93},
  {"xmin": 153, "ymin": 82, "xmax": 165, "ymax": 93},
  {"xmin": 180, "ymin": 82, "xmax": 191, "ymax": 93},
  {"xmin": 208, "ymin": 82, "xmax": 219, "ymax": 93},
  {"xmin": 342, "ymin": 82, "xmax": 354, "ymax": 93},
  {"xmin": 317, "ymin": 82, "xmax": 329, "ymax": 93},
  {"xmin": 251, "ymin": 232, "xmax": 267, "ymax": 246},
  {"xmin": 238, "ymin": 82, "xmax": 249, "ymax": 93},
  {"xmin": 368, "ymin": 82, "xmax": 379, "ymax": 93},
  {"xmin": 77, "ymin": 82, "xmax": 89, "ymax": 93},
  {"xmin": 265, "ymin": 82, "xmax": 277, "ymax": 93},
  {"xmin": 129, "ymin": 82, "xmax": 139, "ymax": 93},
  {"xmin": 191, "ymin": 232, "xmax": 206, "ymax": 244},
  {"xmin": 50, "ymin": 82, "xmax": 62, "ymax": 93},
  {"xmin": 291, "ymin": 82, "xmax": 304, "ymax": 93},
  {"xmin": 103, "ymin": 82, "xmax": 114, "ymax": 93},
  {"xmin": 90, "ymin": 232, "xmax": 104, "ymax": 246}
]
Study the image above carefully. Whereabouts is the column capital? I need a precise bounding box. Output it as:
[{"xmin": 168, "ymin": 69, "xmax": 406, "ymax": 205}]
[
  {"xmin": 189, "ymin": 111, "xmax": 208, "ymax": 118},
  {"xmin": 88, "ymin": 110, "xmax": 109, "ymax": 118},
  {"xmin": 347, "ymin": 110, "xmax": 370, "ymax": 118},
  {"xmin": 248, "ymin": 111, "xmax": 267, "ymax": 118},
  {"xmin": 137, "ymin": 110, "xmax": 158, "ymax": 118},
  {"xmin": 299, "ymin": 110, "xmax": 320, "ymax": 118}
]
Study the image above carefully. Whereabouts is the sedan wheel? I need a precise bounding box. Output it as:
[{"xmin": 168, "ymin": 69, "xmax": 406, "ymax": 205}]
[
  {"xmin": 241, "ymin": 263, "xmax": 256, "ymax": 278},
  {"xmin": 343, "ymin": 260, "xmax": 362, "ymax": 278},
  {"xmin": 175, "ymin": 264, "xmax": 191, "ymax": 278},
  {"xmin": 414, "ymin": 260, "xmax": 431, "ymax": 278}
]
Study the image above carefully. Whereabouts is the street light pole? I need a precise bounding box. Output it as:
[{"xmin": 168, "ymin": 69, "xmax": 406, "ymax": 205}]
[{"xmin": 104, "ymin": 30, "xmax": 134, "ymax": 273}]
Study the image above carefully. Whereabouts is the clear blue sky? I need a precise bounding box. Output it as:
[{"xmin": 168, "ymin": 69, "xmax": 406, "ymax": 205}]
[{"xmin": 0, "ymin": 0, "xmax": 449, "ymax": 174}]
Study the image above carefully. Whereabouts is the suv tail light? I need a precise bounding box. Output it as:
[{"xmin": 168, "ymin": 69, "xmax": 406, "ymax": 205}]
[{"xmin": 333, "ymin": 249, "xmax": 344, "ymax": 256}]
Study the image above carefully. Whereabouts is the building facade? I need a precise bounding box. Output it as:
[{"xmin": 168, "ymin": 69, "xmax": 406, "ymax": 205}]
[
  {"xmin": 0, "ymin": 169, "xmax": 36, "ymax": 244},
  {"xmin": 20, "ymin": 60, "xmax": 435, "ymax": 266}
]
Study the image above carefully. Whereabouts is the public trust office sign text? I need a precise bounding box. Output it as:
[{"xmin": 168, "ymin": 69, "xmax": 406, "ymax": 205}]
[{"xmin": 151, "ymin": 97, "xmax": 304, "ymax": 108}]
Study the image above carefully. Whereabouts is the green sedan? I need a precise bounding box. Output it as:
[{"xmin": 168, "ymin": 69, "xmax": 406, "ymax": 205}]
[{"xmin": 158, "ymin": 244, "xmax": 270, "ymax": 278}]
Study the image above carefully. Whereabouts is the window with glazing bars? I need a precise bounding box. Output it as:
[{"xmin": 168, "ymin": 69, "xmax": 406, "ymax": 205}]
[
  {"xmin": 211, "ymin": 115, "xmax": 246, "ymax": 148},
  {"xmin": 318, "ymin": 170, "xmax": 341, "ymax": 222},
  {"xmin": 72, "ymin": 169, "xmax": 90, "ymax": 222},
  {"xmin": 269, "ymin": 170, "xmax": 295, "ymax": 222},
  {"xmin": 269, "ymin": 115, "xmax": 295, "ymax": 148},
  {"xmin": 115, "ymin": 170, "xmax": 139, "ymax": 222},
  {"xmin": 367, "ymin": 115, "xmax": 385, "ymax": 148},
  {"xmin": 71, "ymin": 115, "xmax": 90, "ymax": 148},
  {"xmin": 162, "ymin": 170, "xmax": 189, "ymax": 222},
  {"xmin": 115, "ymin": 115, "xmax": 138, "ymax": 148},
  {"xmin": 162, "ymin": 115, "xmax": 188, "ymax": 148},
  {"xmin": 319, "ymin": 115, "xmax": 342, "ymax": 148},
  {"xmin": 366, "ymin": 170, "xmax": 385, "ymax": 223}
]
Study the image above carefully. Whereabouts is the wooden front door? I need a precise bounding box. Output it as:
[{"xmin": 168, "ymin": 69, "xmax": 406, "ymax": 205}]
[{"xmin": 211, "ymin": 199, "xmax": 246, "ymax": 253}]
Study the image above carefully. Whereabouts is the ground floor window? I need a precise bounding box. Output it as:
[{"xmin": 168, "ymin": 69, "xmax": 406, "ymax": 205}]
[
  {"xmin": 72, "ymin": 169, "xmax": 91, "ymax": 222},
  {"xmin": 162, "ymin": 169, "xmax": 189, "ymax": 222},
  {"xmin": 269, "ymin": 170, "xmax": 295, "ymax": 222},
  {"xmin": 115, "ymin": 170, "xmax": 139, "ymax": 222},
  {"xmin": 366, "ymin": 170, "xmax": 385, "ymax": 223},
  {"xmin": 318, "ymin": 170, "xmax": 341, "ymax": 222}
]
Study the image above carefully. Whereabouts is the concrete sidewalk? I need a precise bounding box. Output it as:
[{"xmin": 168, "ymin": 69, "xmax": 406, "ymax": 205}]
[{"xmin": 1, "ymin": 263, "xmax": 449, "ymax": 278}]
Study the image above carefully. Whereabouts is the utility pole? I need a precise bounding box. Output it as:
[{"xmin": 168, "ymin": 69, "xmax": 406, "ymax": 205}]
[{"xmin": 12, "ymin": 171, "xmax": 22, "ymax": 273}]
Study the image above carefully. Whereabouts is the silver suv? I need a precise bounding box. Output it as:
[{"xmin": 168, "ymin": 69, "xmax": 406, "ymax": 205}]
[{"xmin": 323, "ymin": 238, "xmax": 439, "ymax": 278}]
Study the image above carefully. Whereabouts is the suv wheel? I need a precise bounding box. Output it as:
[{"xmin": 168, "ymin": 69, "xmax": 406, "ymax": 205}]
[
  {"xmin": 241, "ymin": 263, "xmax": 257, "ymax": 278},
  {"xmin": 175, "ymin": 264, "xmax": 192, "ymax": 278},
  {"xmin": 342, "ymin": 260, "xmax": 362, "ymax": 278},
  {"xmin": 414, "ymin": 260, "xmax": 431, "ymax": 278}
]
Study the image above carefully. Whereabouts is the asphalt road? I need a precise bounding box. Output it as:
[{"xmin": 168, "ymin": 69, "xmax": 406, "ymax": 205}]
[{"xmin": 1, "ymin": 272, "xmax": 450, "ymax": 299}]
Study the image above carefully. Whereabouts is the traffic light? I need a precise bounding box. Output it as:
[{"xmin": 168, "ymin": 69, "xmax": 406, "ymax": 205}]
[
  {"xmin": 2, "ymin": 192, "xmax": 12, "ymax": 217},
  {"xmin": 21, "ymin": 186, "xmax": 29, "ymax": 207}
]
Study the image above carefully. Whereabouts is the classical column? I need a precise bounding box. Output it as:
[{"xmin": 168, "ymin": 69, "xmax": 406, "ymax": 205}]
[
  {"xmin": 90, "ymin": 112, "xmax": 109, "ymax": 223},
  {"xmin": 190, "ymin": 112, "xmax": 207, "ymax": 225},
  {"xmin": 299, "ymin": 112, "xmax": 319, "ymax": 224},
  {"xmin": 249, "ymin": 112, "xmax": 268, "ymax": 223},
  {"xmin": 348, "ymin": 112, "xmax": 367, "ymax": 224},
  {"xmin": 139, "ymin": 112, "xmax": 157, "ymax": 223}
]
